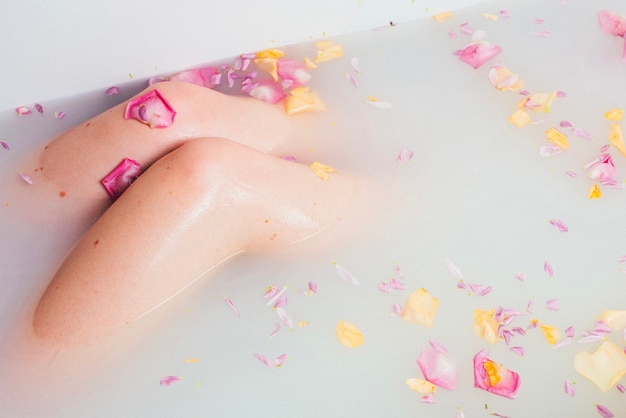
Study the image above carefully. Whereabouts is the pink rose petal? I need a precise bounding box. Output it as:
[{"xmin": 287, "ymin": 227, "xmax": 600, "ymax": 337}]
[
  {"xmin": 268, "ymin": 322, "xmax": 281, "ymax": 340},
  {"xmin": 564, "ymin": 380, "xmax": 576, "ymax": 396},
  {"xmin": 445, "ymin": 260, "xmax": 464, "ymax": 280},
  {"xmin": 544, "ymin": 261, "xmax": 554, "ymax": 277},
  {"xmin": 105, "ymin": 86, "xmax": 120, "ymax": 95},
  {"xmin": 253, "ymin": 353, "xmax": 288, "ymax": 368},
  {"xmin": 1, "ymin": 140, "xmax": 9, "ymax": 151},
  {"xmin": 598, "ymin": 10, "xmax": 626, "ymax": 37},
  {"xmin": 510, "ymin": 346, "xmax": 525, "ymax": 356},
  {"xmin": 54, "ymin": 111, "xmax": 66, "ymax": 120},
  {"xmin": 243, "ymin": 80, "xmax": 286, "ymax": 104},
  {"xmin": 35, "ymin": 103, "xmax": 44, "ymax": 114},
  {"xmin": 275, "ymin": 307, "xmax": 293, "ymax": 330},
  {"xmin": 159, "ymin": 375, "xmax": 180, "ymax": 386},
  {"xmin": 277, "ymin": 59, "xmax": 311, "ymax": 87},
  {"xmin": 15, "ymin": 106, "xmax": 31, "ymax": 116},
  {"xmin": 473, "ymin": 348, "xmax": 520, "ymax": 399},
  {"xmin": 333, "ymin": 262, "xmax": 360, "ymax": 285},
  {"xmin": 458, "ymin": 41, "xmax": 502, "ymax": 69},
  {"xmin": 169, "ymin": 67, "xmax": 220, "ymax": 88},
  {"xmin": 19, "ymin": 172, "xmax": 33, "ymax": 185},
  {"xmin": 546, "ymin": 298, "xmax": 560, "ymax": 310},
  {"xmin": 548, "ymin": 219, "xmax": 569, "ymax": 232},
  {"xmin": 596, "ymin": 404, "xmax": 614, "ymax": 418},
  {"xmin": 223, "ymin": 295, "xmax": 241, "ymax": 318},
  {"xmin": 417, "ymin": 346, "xmax": 458, "ymax": 390},
  {"xmin": 396, "ymin": 148, "xmax": 414, "ymax": 163},
  {"xmin": 124, "ymin": 89, "xmax": 176, "ymax": 128},
  {"xmin": 616, "ymin": 383, "xmax": 625, "ymax": 393},
  {"xmin": 100, "ymin": 158, "xmax": 142, "ymax": 200}
]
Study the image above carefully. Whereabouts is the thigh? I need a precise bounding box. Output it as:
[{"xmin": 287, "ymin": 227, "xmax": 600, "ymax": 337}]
[{"xmin": 32, "ymin": 137, "xmax": 358, "ymax": 347}]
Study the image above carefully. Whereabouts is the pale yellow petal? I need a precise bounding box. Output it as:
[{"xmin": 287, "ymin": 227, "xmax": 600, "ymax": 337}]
[
  {"xmin": 509, "ymin": 108, "xmax": 531, "ymax": 128},
  {"xmin": 401, "ymin": 288, "xmax": 439, "ymax": 327},
  {"xmin": 405, "ymin": 378, "xmax": 436, "ymax": 394},
  {"xmin": 473, "ymin": 309, "xmax": 499, "ymax": 344},
  {"xmin": 574, "ymin": 341, "xmax": 626, "ymax": 391},
  {"xmin": 335, "ymin": 320, "xmax": 364, "ymax": 348},
  {"xmin": 540, "ymin": 323, "xmax": 560, "ymax": 345},
  {"xmin": 608, "ymin": 123, "xmax": 626, "ymax": 157},
  {"xmin": 309, "ymin": 161, "xmax": 337, "ymax": 181},
  {"xmin": 432, "ymin": 11, "xmax": 454, "ymax": 23},
  {"xmin": 605, "ymin": 108, "xmax": 624, "ymax": 121},
  {"xmin": 285, "ymin": 87, "xmax": 327, "ymax": 115},
  {"xmin": 597, "ymin": 310, "xmax": 626, "ymax": 331},
  {"xmin": 314, "ymin": 41, "xmax": 344, "ymax": 63}
]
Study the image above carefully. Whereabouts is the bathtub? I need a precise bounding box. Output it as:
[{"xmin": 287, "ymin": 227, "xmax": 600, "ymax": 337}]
[{"xmin": 1, "ymin": 0, "xmax": 625, "ymax": 417}]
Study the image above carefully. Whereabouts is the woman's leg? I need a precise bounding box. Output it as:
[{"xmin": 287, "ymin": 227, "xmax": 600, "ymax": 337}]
[
  {"xmin": 32, "ymin": 137, "xmax": 358, "ymax": 347},
  {"xmin": 16, "ymin": 81, "xmax": 312, "ymax": 226}
]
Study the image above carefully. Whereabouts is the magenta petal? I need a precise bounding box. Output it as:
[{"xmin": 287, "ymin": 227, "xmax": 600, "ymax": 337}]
[
  {"xmin": 159, "ymin": 375, "xmax": 180, "ymax": 386},
  {"xmin": 596, "ymin": 404, "xmax": 615, "ymax": 418},
  {"xmin": 124, "ymin": 89, "xmax": 176, "ymax": 128},
  {"xmin": 169, "ymin": 67, "xmax": 220, "ymax": 88},
  {"xmin": 105, "ymin": 86, "xmax": 120, "ymax": 95},
  {"xmin": 549, "ymin": 219, "xmax": 569, "ymax": 232},
  {"xmin": 459, "ymin": 41, "xmax": 502, "ymax": 69},
  {"xmin": 277, "ymin": 59, "xmax": 311, "ymax": 87},
  {"xmin": 1, "ymin": 140, "xmax": 9, "ymax": 151},
  {"xmin": 417, "ymin": 347, "xmax": 458, "ymax": 390},
  {"xmin": 473, "ymin": 349, "xmax": 520, "ymax": 399},
  {"xmin": 598, "ymin": 10, "xmax": 626, "ymax": 36},
  {"xmin": 101, "ymin": 158, "xmax": 142, "ymax": 200}
]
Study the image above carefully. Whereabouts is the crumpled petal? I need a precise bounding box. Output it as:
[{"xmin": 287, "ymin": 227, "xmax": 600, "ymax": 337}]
[
  {"xmin": 101, "ymin": 158, "xmax": 142, "ymax": 200},
  {"xmin": 585, "ymin": 154, "xmax": 617, "ymax": 185},
  {"xmin": 473, "ymin": 348, "xmax": 520, "ymax": 399},
  {"xmin": 605, "ymin": 108, "xmax": 624, "ymax": 121},
  {"xmin": 335, "ymin": 320, "xmax": 364, "ymax": 348},
  {"xmin": 416, "ymin": 346, "xmax": 458, "ymax": 390},
  {"xmin": 285, "ymin": 87, "xmax": 326, "ymax": 115},
  {"xmin": 124, "ymin": 89, "xmax": 176, "ymax": 128},
  {"xmin": 458, "ymin": 41, "xmax": 502, "ymax": 69},
  {"xmin": 574, "ymin": 341, "xmax": 626, "ymax": 391},
  {"xmin": 401, "ymin": 288, "xmax": 439, "ymax": 326}
]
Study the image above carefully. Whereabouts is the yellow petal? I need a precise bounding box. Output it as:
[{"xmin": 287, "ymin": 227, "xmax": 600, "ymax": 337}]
[
  {"xmin": 588, "ymin": 184, "xmax": 602, "ymax": 199},
  {"xmin": 297, "ymin": 320, "xmax": 311, "ymax": 328},
  {"xmin": 254, "ymin": 58, "xmax": 279, "ymax": 81},
  {"xmin": 574, "ymin": 341, "xmax": 626, "ymax": 391},
  {"xmin": 405, "ymin": 378, "xmax": 436, "ymax": 394},
  {"xmin": 473, "ymin": 308, "xmax": 499, "ymax": 344},
  {"xmin": 540, "ymin": 323, "xmax": 560, "ymax": 345},
  {"xmin": 483, "ymin": 13, "xmax": 499, "ymax": 21},
  {"xmin": 605, "ymin": 108, "xmax": 624, "ymax": 121},
  {"xmin": 335, "ymin": 320, "xmax": 364, "ymax": 348},
  {"xmin": 303, "ymin": 56, "xmax": 318, "ymax": 69},
  {"xmin": 255, "ymin": 49, "xmax": 285, "ymax": 59},
  {"xmin": 314, "ymin": 41, "xmax": 344, "ymax": 63},
  {"xmin": 309, "ymin": 161, "xmax": 337, "ymax": 181},
  {"xmin": 401, "ymin": 288, "xmax": 439, "ymax": 327},
  {"xmin": 285, "ymin": 87, "xmax": 326, "ymax": 115},
  {"xmin": 597, "ymin": 310, "xmax": 626, "ymax": 332},
  {"xmin": 608, "ymin": 123, "xmax": 626, "ymax": 157},
  {"xmin": 489, "ymin": 66, "xmax": 524, "ymax": 91},
  {"xmin": 526, "ymin": 91, "xmax": 558, "ymax": 113},
  {"xmin": 545, "ymin": 127, "xmax": 569, "ymax": 150},
  {"xmin": 509, "ymin": 108, "xmax": 531, "ymax": 128},
  {"xmin": 432, "ymin": 11, "xmax": 454, "ymax": 23}
]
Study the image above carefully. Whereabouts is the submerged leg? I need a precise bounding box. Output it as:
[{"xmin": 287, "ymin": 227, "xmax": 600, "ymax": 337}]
[{"xmin": 32, "ymin": 137, "xmax": 358, "ymax": 347}]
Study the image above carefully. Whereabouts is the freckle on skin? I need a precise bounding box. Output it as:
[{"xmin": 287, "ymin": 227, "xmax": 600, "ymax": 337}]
[{"xmin": 94, "ymin": 239, "xmax": 99, "ymax": 247}]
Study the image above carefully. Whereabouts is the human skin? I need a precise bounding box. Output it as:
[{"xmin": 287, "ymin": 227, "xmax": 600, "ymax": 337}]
[{"xmin": 19, "ymin": 82, "xmax": 360, "ymax": 348}]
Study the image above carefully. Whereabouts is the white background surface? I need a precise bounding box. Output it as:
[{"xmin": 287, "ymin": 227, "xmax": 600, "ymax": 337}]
[{"xmin": 1, "ymin": 0, "xmax": 489, "ymax": 111}]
